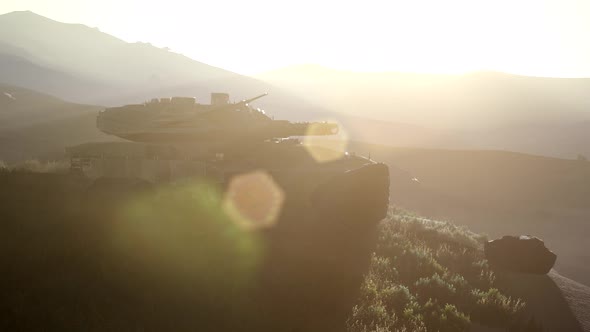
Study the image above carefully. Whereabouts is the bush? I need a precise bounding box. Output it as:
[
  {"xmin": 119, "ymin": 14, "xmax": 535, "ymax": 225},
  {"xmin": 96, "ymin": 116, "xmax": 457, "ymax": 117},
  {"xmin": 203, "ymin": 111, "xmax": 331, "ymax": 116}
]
[
  {"xmin": 381, "ymin": 285, "xmax": 413, "ymax": 313},
  {"xmin": 470, "ymin": 288, "xmax": 525, "ymax": 327},
  {"xmin": 415, "ymin": 274, "xmax": 456, "ymax": 303},
  {"xmin": 421, "ymin": 301, "xmax": 470, "ymax": 332}
]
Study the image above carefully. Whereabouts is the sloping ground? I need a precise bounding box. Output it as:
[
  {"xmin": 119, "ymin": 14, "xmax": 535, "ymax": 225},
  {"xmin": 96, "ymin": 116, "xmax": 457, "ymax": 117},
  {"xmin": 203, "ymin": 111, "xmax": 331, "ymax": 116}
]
[
  {"xmin": 0, "ymin": 84, "xmax": 113, "ymax": 162},
  {"xmin": 339, "ymin": 141, "xmax": 590, "ymax": 287},
  {"xmin": 349, "ymin": 212, "xmax": 524, "ymax": 332},
  {"xmin": 493, "ymin": 271, "xmax": 586, "ymax": 332},
  {"xmin": 549, "ymin": 271, "xmax": 590, "ymax": 331},
  {"xmin": 0, "ymin": 169, "xmax": 586, "ymax": 331},
  {"xmin": 350, "ymin": 211, "xmax": 590, "ymax": 332},
  {"xmin": 0, "ymin": 111, "xmax": 113, "ymax": 162},
  {"xmin": 0, "ymin": 169, "xmax": 382, "ymax": 332},
  {"xmin": 0, "ymin": 83, "xmax": 98, "ymax": 129},
  {"xmin": 0, "ymin": 53, "xmax": 113, "ymax": 104}
]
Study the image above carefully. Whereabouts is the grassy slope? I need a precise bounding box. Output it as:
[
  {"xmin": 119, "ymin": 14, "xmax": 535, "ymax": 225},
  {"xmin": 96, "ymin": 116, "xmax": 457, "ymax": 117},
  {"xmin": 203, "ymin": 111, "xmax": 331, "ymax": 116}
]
[
  {"xmin": 350, "ymin": 211, "xmax": 590, "ymax": 332},
  {"xmin": 349, "ymin": 211, "xmax": 523, "ymax": 332}
]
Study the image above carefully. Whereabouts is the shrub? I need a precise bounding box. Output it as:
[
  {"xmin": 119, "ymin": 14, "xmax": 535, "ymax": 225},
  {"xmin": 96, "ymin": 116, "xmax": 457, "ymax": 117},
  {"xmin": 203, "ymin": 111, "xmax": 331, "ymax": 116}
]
[
  {"xmin": 415, "ymin": 273, "xmax": 456, "ymax": 303},
  {"xmin": 381, "ymin": 285, "xmax": 414, "ymax": 313},
  {"xmin": 421, "ymin": 301, "xmax": 470, "ymax": 332},
  {"xmin": 470, "ymin": 288, "xmax": 525, "ymax": 327}
]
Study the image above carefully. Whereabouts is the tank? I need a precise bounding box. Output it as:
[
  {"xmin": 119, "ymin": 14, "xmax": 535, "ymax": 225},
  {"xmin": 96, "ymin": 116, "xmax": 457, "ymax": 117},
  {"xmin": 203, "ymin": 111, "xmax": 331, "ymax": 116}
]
[
  {"xmin": 97, "ymin": 93, "xmax": 338, "ymax": 143},
  {"xmin": 68, "ymin": 93, "xmax": 390, "ymax": 331},
  {"xmin": 72, "ymin": 92, "xmax": 390, "ymax": 225}
]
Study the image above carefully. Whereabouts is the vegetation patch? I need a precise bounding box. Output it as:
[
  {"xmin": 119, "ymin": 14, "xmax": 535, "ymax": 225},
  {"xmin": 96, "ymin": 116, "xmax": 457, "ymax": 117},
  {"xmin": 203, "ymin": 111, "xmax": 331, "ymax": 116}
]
[{"xmin": 348, "ymin": 209, "xmax": 531, "ymax": 332}]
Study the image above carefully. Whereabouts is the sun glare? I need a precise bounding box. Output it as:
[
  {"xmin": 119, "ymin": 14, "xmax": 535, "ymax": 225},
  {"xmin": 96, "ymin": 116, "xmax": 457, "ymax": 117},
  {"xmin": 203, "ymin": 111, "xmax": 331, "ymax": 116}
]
[{"xmin": 3, "ymin": 0, "xmax": 588, "ymax": 76}]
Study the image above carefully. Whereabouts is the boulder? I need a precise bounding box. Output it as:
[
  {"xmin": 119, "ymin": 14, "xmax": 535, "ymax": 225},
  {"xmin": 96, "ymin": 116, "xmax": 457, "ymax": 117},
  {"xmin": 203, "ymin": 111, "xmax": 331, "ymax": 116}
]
[{"xmin": 484, "ymin": 235, "xmax": 557, "ymax": 274}]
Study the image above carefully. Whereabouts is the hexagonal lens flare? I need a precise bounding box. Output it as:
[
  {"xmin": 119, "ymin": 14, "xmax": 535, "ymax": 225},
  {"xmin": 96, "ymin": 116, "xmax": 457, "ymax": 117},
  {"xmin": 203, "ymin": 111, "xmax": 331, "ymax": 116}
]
[
  {"xmin": 303, "ymin": 120, "xmax": 349, "ymax": 163},
  {"xmin": 223, "ymin": 170, "xmax": 285, "ymax": 230}
]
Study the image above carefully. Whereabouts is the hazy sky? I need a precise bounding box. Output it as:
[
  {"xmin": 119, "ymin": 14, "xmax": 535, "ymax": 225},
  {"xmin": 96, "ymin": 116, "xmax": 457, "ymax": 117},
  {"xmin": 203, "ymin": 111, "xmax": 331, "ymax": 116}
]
[{"xmin": 1, "ymin": 0, "xmax": 590, "ymax": 77}]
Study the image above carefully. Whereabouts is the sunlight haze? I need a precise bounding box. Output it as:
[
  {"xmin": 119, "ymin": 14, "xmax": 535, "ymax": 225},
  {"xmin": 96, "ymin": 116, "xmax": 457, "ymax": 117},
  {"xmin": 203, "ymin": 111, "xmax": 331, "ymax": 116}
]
[
  {"xmin": 1, "ymin": 0, "xmax": 590, "ymax": 77},
  {"xmin": 3, "ymin": 0, "xmax": 590, "ymax": 330}
]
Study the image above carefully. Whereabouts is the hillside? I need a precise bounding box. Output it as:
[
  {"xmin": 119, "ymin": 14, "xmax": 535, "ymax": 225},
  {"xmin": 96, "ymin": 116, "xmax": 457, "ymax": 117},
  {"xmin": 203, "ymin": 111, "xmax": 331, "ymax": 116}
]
[
  {"xmin": 0, "ymin": 11, "xmax": 270, "ymax": 106},
  {"xmin": 0, "ymin": 10, "xmax": 328, "ymax": 115},
  {"xmin": 350, "ymin": 211, "xmax": 590, "ymax": 331},
  {"xmin": 258, "ymin": 65, "xmax": 590, "ymax": 158},
  {"xmin": 0, "ymin": 52, "xmax": 114, "ymax": 104},
  {"xmin": 0, "ymin": 84, "xmax": 110, "ymax": 162},
  {"xmin": 331, "ymin": 141, "xmax": 590, "ymax": 286},
  {"xmin": 0, "ymin": 171, "xmax": 587, "ymax": 331},
  {"xmin": 0, "ymin": 11, "xmax": 237, "ymax": 86},
  {"xmin": 0, "ymin": 13, "xmax": 353, "ymax": 126},
  {"xmin": 0, "ymin": 84, "xmax": 98, "ymax": 129}
]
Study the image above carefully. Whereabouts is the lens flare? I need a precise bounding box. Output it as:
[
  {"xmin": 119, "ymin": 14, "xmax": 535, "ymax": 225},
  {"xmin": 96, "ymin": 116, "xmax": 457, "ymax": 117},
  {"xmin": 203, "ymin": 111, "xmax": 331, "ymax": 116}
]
[
  {"xmin": 223, "ymin": 170, "xmax": 285, "ymax": 230},
  {"xmin": 110, "ymin": 179, "xmax": 263, "ymax": 295},
  {"xmin": 303, "ymin": 120, "xmax": 349, "ymax": 163}
]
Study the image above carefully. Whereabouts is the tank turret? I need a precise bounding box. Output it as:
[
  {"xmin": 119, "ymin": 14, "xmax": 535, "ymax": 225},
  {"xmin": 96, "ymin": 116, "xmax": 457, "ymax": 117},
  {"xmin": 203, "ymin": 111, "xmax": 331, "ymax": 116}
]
[
  {"xmin": 211, "ymin": 93, "xmax": 229, "ymax": 105},
  {"xmin": 97, "ymin": 93, "xmax": 338, "ymax": 143}
]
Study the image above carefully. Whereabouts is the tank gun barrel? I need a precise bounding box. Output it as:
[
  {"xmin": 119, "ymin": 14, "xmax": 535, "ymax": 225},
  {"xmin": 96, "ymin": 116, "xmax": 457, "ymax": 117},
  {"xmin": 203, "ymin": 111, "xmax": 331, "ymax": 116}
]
[{"xmin": 241, "ymin": 93, "xmax": 268, "ymax": 105}]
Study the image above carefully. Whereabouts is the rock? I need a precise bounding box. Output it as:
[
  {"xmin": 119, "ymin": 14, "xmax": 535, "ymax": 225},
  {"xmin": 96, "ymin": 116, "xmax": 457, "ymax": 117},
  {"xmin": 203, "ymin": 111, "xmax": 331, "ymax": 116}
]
[{"xmin": 484, "ymin": 235, "xmax": 557, "ymax": 274}]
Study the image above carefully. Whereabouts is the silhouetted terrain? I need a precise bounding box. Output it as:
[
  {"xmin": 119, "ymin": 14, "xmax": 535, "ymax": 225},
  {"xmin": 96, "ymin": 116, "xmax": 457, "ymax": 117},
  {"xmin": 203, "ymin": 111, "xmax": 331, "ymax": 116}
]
[
  {"xmin": 0, "ymin": 170, "xmax": 380, "ymax": 331},
  {"xmin": 1, "ymin": 171, "xmax": 587, "ymax": 331}
]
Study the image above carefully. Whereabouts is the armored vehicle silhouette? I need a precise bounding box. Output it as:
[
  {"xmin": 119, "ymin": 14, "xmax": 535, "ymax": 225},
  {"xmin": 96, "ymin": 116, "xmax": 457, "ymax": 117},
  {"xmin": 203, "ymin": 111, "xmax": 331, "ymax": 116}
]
[
  {"xmin": 97, "ymin": 93, "xmax": 337, "ymax": 143},
  {"xmin": 66, "ymin": 92, "xmax": 390, "ymax": 331},
  {"xmin": 69, "ymin": 92, "xmax": 390, "ymax": 221}
]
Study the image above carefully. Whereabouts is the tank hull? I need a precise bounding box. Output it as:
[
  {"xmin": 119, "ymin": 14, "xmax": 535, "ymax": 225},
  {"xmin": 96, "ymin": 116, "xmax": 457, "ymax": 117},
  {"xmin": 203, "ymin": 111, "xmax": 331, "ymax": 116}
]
[{"xmin": 96, "ymin": 93, "xmax": 337, "ymax": 142}]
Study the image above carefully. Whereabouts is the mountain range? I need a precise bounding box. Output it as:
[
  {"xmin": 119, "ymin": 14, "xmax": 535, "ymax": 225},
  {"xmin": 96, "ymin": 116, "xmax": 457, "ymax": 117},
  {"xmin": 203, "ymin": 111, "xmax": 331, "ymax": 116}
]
[
  {"xmin": 258, "ymin": 65, "xmax": 590, "ymax": 158},
  {"xmin": 2, "ymin": 11, "xmax": 590, "ymax": 159}
]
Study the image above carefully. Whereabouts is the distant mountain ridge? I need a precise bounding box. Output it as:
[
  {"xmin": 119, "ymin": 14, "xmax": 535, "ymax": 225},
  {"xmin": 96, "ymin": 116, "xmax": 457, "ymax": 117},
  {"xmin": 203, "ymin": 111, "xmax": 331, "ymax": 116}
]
[
  {"xmin": 0, "ymin": 11, "xmax": 236, "ymax": 82},
  {"xmin": 1, "ymin": 11, "xmax": 589, "ymax": 159},
  {"xmin": 257, "ymin": 65, "xmax": 590, "ymax": 129},
  {"xmin": 0, "ymin": 10, "xmax": 244, "ymax": 104},
  {"xmin": 0, "ymin": 11, "xmax": 342, "ymax": 120},
  {"xmin": 258, "ymin": 65, "xmax": 590, "ymax": 158}
]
